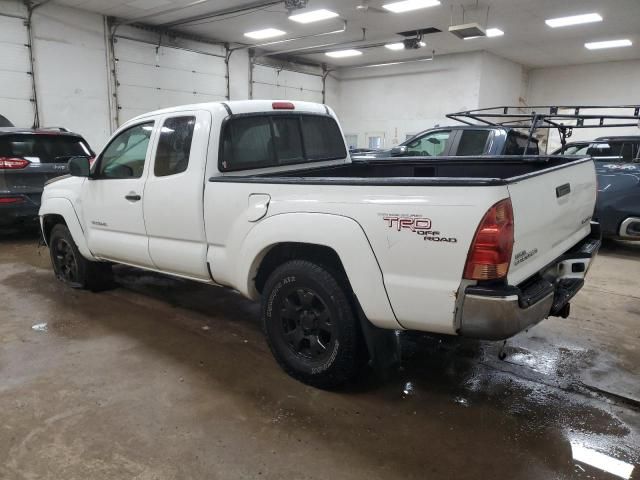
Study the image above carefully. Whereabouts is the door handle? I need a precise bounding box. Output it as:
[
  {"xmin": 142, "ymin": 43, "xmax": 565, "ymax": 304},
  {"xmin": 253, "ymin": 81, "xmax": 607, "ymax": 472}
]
[{"xmin": 125, "ymin": 193, "xmax": 141, "ymax": 201}]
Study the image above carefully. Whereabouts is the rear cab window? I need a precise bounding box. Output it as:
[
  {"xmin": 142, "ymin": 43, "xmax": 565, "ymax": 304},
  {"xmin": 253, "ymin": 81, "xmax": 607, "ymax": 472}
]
[
  {"xmin": 220, "ymin": 113, "xmax": 346, "ymax": 172},
  {"xmin": 0, "ymin": 134, "xmax": 93, "ymax": 164},
  {"xmin": 504, "ymin": 132, "xmax": 539, "ymax": 155},
  {"xmin": 589, "ymin": 142, "xmax": 639, "ymax": 163},
  {"xmin": 455, "ymin": 130, "xmax": 491, "ymax": 156}
]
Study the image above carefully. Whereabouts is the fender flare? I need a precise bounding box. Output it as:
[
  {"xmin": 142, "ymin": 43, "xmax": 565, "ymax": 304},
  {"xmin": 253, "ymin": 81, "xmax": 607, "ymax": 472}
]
[
  {"xmin": 39, "ymin": 197, "xmax": 96, "ymax": 261},
  {"xmin": 236, "ymin": 212, "xmax": 400, "ymax": 330}
]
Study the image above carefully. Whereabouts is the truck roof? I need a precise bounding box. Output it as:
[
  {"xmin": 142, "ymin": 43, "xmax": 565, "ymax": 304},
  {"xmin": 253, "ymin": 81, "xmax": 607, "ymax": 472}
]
[
  {"xmin": 594, "ymin": 136, "xmax": 640, "ymax": 141},
  {"xmin": 0, "ymin": 127, "xmax": 84, "ymax": 137},
  {"xmin": 127, "ymin": 100, "xmax": 332, "ymax": 124}
]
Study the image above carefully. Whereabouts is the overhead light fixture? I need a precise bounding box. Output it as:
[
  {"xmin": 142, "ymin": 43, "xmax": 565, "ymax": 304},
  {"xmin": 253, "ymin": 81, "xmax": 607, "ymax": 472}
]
[
  {"xmin": 382, "ymin": 0, "xmax": 440, "ymax": 14},
  {"xmin": 585, "ymin": 39, "xmax": 632, "ymax": 50},
  {"xmin": 244, "ymin": 28, "xmax": 286, "ymax": 39},
  {"xmin": 385, "ymin": 40, "xmax": 426, "ymax": 50},
  {"xmin": 289, "ymin": 8, "xmax": 339, "ymax": 23},
  {"xmin": 545, "ymin": 13, "xmax": 602, "ymax": 28},
  {"xmin": 464, "ymin": 28, "xmax": 504, "ymax": 40},
  {"xmin": 449, "ymin": 22, "xmax": 485, "ymax": 40},
  {"xmin": 326, "ymin": 49, "xmax": 363, "ymax": 58}
]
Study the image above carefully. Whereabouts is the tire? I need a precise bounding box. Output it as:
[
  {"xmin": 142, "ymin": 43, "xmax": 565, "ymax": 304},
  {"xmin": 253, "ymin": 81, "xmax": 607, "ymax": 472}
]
[
  {"xmin": 262, "ymin": 259, "xmax": 363, "ymax": 388},
  {"xmin": 48, "ymin": 224, "xmax": 113, "ymax": 291}
]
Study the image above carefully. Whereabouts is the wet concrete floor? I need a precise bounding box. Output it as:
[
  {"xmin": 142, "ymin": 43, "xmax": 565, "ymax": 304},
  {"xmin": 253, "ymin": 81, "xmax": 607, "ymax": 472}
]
[{"xmin": 0, "ymin": 231, "xmax": 638, "ymax": 479}]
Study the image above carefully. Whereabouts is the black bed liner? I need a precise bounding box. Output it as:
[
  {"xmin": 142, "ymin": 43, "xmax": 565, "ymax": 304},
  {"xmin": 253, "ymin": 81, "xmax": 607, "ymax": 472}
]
[{"xmin": 209, "ymin": 155, "xmax": 593, "ymax": 187}]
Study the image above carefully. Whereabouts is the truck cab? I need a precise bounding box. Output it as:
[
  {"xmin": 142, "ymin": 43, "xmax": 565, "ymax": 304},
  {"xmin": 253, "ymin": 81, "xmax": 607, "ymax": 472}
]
[{"xmin": 352, "ymin": 126, "xmax": 539, "ymax": 159}]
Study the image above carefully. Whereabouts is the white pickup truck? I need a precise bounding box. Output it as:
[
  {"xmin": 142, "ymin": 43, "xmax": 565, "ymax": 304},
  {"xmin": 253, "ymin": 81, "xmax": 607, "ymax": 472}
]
[{"xmin": 40, "ymin": 100, "xmax": 601, "ymax": 387}]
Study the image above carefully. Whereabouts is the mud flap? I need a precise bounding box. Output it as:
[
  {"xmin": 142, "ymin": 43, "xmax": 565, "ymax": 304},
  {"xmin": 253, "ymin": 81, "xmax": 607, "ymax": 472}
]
[{"xmin": 356, "ymin": 304, "xmax": 401, "ymax": 379}]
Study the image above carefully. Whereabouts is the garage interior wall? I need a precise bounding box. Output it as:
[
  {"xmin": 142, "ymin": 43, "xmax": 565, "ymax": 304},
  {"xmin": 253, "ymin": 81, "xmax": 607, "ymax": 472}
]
[
  {"xmin": 528, "ymin": 59, "xmax": 640, "ymax": 149},
  {"xmin": 1, "ymin": 0, "xmax": 638, "ymax": 152},
  {"xmin": 332, "ymin": 52, "xmax": 485, "ymax": 148},
  {"xmin": 250, "ymin": 61, "xmax": 324, "ymax": 103}
]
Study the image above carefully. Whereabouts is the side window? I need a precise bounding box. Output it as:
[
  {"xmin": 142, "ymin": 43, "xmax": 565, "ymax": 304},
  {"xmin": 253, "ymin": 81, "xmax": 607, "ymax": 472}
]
[
  {"xmin": 154, "ymin": 116, "xmax": 196, "ymax": 177},
  {"xmin": 99, "ymin": 122, "xmax": 153, "ymax": 179},
  {"xmin": 456, "ymin": 130, "xmax": 490, "ymax": 156},
  {"xmin": 406, "ymin": 131, "xmax": 451, "ymax": 156}
]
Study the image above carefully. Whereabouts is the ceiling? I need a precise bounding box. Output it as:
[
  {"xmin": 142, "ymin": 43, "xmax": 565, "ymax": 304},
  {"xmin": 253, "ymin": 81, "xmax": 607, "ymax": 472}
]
[{"xmin": 54, "ymin": 0, "xmax": 640, "ymax": 68}]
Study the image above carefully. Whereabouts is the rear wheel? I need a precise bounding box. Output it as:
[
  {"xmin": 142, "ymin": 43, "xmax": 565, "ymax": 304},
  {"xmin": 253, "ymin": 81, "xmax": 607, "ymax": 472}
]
[
  {"xmin": 262, "ymin": 260, "xmax": 363, "ymax": 388},
  {"xmin": 49, "ymin": 224, "xmax": 113, "ymax": 291}
]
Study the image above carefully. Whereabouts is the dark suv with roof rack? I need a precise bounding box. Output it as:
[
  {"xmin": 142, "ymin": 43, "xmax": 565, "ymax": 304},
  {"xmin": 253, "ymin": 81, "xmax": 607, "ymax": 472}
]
[{"xmin": 0, "ymin": 127, "xmax": 94, "ymax": 228}]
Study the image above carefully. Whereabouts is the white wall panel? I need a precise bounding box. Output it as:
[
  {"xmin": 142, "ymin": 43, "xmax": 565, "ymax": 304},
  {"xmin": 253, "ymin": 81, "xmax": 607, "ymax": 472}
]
[
  {"xmin": 32, "ymin": 4, "xmax": 111, "ymax": 149},
  {"xmin": 333, "ymin": 52, "xmax": 483, "ymax": 148},
  {"xmin": 527, "ymin": 60, "xmax": 640, "ymax": 151},
  {"xmin": 251, "ymin": 64, "xmax": 323, "ymax": 103},
  {"xmin": 0, "ymin": 15, "xmax": 33, "ymax": 127},
  {"xmin": 114, "ymin": 38, "xmax": 228, "ymax": 123}
]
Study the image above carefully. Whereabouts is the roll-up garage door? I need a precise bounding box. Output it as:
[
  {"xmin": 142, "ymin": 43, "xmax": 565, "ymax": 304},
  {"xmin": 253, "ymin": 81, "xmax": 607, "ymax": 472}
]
[
  {"xmin": 114, "ymin": 37, "xmax": 228, "ymax": 123},
  {"xmin": 252, "ymin": 64, "xmax": 324, "ymax": 103},
  {"xmin": 0, "ymin": 15, "xmax": 34, "ymax": 127}
]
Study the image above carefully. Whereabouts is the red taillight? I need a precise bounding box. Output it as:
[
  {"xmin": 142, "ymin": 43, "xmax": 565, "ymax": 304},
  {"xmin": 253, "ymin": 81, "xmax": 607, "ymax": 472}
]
[
  {"xmin": 272, "ymin": 101, "xmax": 295, "ymax": 110},
  {"xmin": 463, "ymin": 198, "xmax": 514, "ymax": 281},
  {"xmin": 0, "ymin": 157, "xmax": 30, "ymax": 169},
  {"xmin": 0, "ymin": 196, "xmax": 25, "ymax": 204}
]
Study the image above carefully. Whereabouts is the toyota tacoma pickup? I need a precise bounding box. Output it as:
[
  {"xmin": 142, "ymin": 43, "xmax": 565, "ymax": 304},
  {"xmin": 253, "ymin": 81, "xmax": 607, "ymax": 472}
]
[{"xmin": 40, "ymin": 100, "xmax": 600, "ymax": 388}]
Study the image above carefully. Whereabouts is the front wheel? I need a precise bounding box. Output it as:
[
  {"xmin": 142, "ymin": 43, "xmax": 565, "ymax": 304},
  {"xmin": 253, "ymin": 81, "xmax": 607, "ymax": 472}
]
[
  {"xmin": 262, "ymin": 260, "xmax": 364, "ymax": 388},
  {"xmin": 49, "ymin": 224, "xmax": 113, "ymax": 291}
]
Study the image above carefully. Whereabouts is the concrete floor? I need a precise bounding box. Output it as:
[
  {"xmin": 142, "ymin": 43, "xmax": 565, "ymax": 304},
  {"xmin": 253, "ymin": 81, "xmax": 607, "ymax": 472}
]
[{"xmin": 0, "ymin": 231, "xmax": 638, "ymax": 480}]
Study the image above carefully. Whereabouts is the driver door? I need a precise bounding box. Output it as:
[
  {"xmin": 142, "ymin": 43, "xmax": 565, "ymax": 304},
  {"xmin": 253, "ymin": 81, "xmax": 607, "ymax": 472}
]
[{"xmin": 81, "ymin": 120, "xmax": 157, "ymax": 267}]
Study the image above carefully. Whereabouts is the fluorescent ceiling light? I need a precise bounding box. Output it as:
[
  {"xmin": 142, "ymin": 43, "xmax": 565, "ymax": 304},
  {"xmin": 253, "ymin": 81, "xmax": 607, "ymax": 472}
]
[
  {"xmin": 382, "ymin": 0, "xmax": 440, "ymax": 14},
  {"xmin": 326, "ymin": 49, "xmax": 363, "ymax": 58},
  {"xmin": 545, "ymin": 13, "xmax": 602, "ymax": 28},
  {"xmin": 244, "ymin": 28, "xmax": 286, "ymax": 39},
  {"xmin": 585, "ymin": 39, "xmax": 632, "ymax": 50},
  {"xmin": 289, "ymin": 9, "xmax": 339, "ymax": 23},
  {"xmin": 384, "ymin": 41, "xmax": 426, "ymax": 50},
  {"xmin": 571, "ymin": 443, "xmax": 634, "ymax": 479},
  {"xmin": 464, "ymin": 28, "xmax": 504, "ymax": 40}
]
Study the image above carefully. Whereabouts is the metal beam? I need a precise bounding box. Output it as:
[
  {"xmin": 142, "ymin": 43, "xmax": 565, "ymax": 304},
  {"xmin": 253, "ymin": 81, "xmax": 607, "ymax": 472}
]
[{"xmin": 159, "ymin": 0, "xmax": 282, "ymax": 28}]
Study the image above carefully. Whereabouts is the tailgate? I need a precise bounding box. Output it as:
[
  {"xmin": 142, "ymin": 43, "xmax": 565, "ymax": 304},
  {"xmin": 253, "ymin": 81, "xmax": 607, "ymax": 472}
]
[{"xmin": 507, "ymin": 158, "xmax": 597, "ymax": 285}]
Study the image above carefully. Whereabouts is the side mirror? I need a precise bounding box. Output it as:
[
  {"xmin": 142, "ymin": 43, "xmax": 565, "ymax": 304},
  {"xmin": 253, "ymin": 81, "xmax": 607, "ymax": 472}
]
[
  {"xmin": 391, "ymin": 146, "xmax": 407, "ymax": 156},
  {"xmin": 68, "ymin": 156, "xmax": 91, "ymax": 177}
]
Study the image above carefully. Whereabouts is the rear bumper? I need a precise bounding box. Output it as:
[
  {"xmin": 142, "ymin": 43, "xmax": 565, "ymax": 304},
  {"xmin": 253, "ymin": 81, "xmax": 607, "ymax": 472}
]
[
  {"xmin": 618, "ymin": 217, "xmax": 640, "ymax": 239},
  {"xmin": 0, "ymin": 194, "xmax": 40, "ymax": 226},
  {"xmin": 458, "ymin": 223, "xmax": 601, "ymax": 340}
]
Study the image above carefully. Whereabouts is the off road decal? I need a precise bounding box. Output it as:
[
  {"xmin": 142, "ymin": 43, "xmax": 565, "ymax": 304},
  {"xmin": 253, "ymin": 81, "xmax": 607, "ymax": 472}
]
[
  {"xmin": 381, "ymin": 214, "xmax": 457, "ymax": 243},
  {"xmin": 514, "ymin": 248, "xmax": 538, "ymax": 266}
]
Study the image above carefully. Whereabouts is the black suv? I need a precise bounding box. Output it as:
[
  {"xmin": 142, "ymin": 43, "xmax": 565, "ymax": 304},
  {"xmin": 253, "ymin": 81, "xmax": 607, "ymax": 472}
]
[{"xmin": 0, "ymin": 127, "xmax": 94, "ymax": 228}]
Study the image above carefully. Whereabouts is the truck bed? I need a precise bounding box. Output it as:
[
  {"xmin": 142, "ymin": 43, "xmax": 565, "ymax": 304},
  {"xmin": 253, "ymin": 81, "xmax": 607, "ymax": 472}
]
[
  {"xmin": 210, "ymin": 156, "xmax": 590, "ymax": 186},
  {"xmin": 206, "ymin": 154, "xmax": 597, "ymax": 335}
]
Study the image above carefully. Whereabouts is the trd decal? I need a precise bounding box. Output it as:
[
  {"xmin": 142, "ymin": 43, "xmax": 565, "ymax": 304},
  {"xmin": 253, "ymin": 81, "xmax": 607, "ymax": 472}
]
[
  {"xmin": 383, "ymin": 215, "xmax": 432, "ymax": 233},
  {"xmin": 381, "ymin": 214, "xmax": 457, "ymax": 243}
]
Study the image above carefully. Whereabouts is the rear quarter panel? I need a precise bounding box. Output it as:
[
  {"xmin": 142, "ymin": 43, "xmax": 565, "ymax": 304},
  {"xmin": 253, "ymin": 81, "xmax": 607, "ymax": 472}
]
[{"xmin": 205, "ymin": 181, "xmax": 509, "ymax": 334}]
